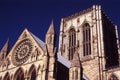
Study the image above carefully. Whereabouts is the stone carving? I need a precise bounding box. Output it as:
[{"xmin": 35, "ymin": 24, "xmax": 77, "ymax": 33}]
[
  {"xmin": 47, "ymin": 35, "xmax": 52, "ymax": 44},
  {"xmin": 6, "ymin": 58, "xmax": 10, "ymax": 69},
  {"xmin": 77, "ymin": 18, "xmax": 80, "ymax": 23},
  {"xmin": 31, "ymin": 48, "xmax": 41, "ymax": 61},
  {"xmin": 23, "ymin": 32, "xmax": 27, "ymax": 39},
  {"xmin": 1, "ymin": 58, "xmax": 10, "ymax": 70},
  {"xmin": 0, "ymin": 53, "xmax": 4, "ymax": 61},
  {"xmin": 12, "ymin": 39, "xmax": 33, "ymax": 66}
]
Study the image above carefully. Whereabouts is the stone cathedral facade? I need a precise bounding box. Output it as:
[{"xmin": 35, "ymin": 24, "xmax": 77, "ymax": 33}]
[{"xmin": 0, "ymin": 5, "xmax": 120, "ymax": 80}]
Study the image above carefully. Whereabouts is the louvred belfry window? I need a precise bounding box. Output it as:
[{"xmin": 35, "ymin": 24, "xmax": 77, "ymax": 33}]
[
  {"xmin": 83, "ymin": 23, "xmax": 91, "ymax": 56},
  {"xmin": 69, "ymin": 28, "xmax": 76, "ymax": 60}
]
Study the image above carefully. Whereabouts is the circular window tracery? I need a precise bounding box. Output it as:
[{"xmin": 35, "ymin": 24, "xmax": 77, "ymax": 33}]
[{"xmin": 12, "ymin": 39, "xmax": 33, "ymax": 66}]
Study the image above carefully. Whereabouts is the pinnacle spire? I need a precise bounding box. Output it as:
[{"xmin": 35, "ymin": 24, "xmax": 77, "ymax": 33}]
[
  {"xmin": 1, "ymin": 39, "xmax": 9, "ymax": 53},
  {"xmin": 70, "ymin": 51, "xmax": 81, "ymax": 68},
  {"xmin": 47, "ymin": 20, "xmax": 55, "ymax": 34}
]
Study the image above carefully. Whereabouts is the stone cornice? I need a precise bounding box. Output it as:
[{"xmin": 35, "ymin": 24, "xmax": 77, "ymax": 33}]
[{"xmin": 63, "ymin": 7, "xmax": 93, "ymax": 21}]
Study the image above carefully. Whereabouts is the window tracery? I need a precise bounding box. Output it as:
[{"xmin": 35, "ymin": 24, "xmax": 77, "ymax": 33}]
[
  {"xmin": 3, "ymin": 72, "xmax": 10, "ymax": 80},
  {"xmin": 12, "ymin": 39, "xmax": 33, "ymax": 66},
  {"xmin": 15, "ymin": 68, "xmax": 25, "ymax": 80},
  {"xmin": 69, "ymin": 28, "xmax": 76, "ymax": 60},
  {"xmin": 83, "ymin": 23, "xmax": 91, "ymax": 56}
]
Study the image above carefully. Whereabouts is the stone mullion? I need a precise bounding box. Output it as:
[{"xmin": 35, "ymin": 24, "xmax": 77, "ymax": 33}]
[
  {"xmin": 36, "ymin": 71, "xmax": 42, "ymax": 80},
  {"xmin": 114, "ymin": 25, "xmax": 120, "ymax": 66},
  {"xmin": 85, "ymin": 29, "xmax": 87, "ymax": 56},
  {"xmin": 48, "ymin": 56, "xmax": 55, "ymax": 80},
  {"xmin": 24, "ymin": 76, "xmax": 30, "ymax": 80},
  {"xmin": 73, "ymin": 32, "xmax": 74, "ymax": 59}
]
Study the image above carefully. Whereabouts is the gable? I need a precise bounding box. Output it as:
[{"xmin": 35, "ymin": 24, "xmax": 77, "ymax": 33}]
[{"xmin": 0, "ymin": 29, "xmax": 46, "ymax": 71}]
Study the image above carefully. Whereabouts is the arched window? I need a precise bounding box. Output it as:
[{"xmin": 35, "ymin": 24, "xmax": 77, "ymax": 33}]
[
  {"xmin": 83, "ymin": 23, "xmax": 91, "ymax": 56},
  {"xmin": 15, "ymin": 68, "xmax": 25, "ymax": 80},
  {"xmin": 69, "ymin": 28, "xmax": 76, "ymax": 60},
  {"xmin": 3, "ymin": 72, "xmax": 10, "ymax": 80},
  {"xmin": 17, "ymin": 73, "xmax": 24, "ymax": 80},
  {"xmin": 109, "ymin": 75, "xmax": 118, "ymax": 80},
  {"xmin": 28, "ymin": 65, "xmax": 37, "ymax": 80},
  {"xmin": 31, "ymin": 68, "xmax": 36, "ymax": 80},
  {"xmin": 75, "ymin": 69, "xmax": 78, "ymax": 80}
]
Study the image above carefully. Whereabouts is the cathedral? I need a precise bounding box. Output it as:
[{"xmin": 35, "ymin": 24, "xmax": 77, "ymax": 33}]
[{"xmin": 0, "ymin": 5, "xmax": 120, "ymax": 80}]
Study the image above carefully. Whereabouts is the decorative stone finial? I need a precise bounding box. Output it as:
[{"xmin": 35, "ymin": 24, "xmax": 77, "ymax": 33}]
[
  {"xmin": 1, "ymin": 39, "xmax": 9, "ymax": 53},
  {"xmin": 47, "ymin": 20, "xmax": 55, "ymax": 34},
  {"xmin": 70, "ymin": 51, "xmax": 81, "ymax": 68}
]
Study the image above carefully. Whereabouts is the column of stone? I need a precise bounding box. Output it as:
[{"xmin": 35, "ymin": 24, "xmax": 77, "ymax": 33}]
[
  {"xmin": 45, "ymin": 20, "xmax": 56, "ymax": 80},
  {"xmin": 66, "ymin": 32, "xmax": 69, "ymax": 60},
  {"xmin": 69, "ymin": 68, "xmax": 73, "ymax": 80},
  {"xmin": 59, "ymin": 18, "xmax": 64, "ymax": 54},
  {"xmin": 36, "ymin": 69, "xmax": 42, "ymax": 80},
  {"xmin": 42, "ymin": 69, "xmax": 47, "ymax": 80},
  {"xmin": 24, "ymin": 76, "xmax": 30, "ymax": 80},
  {"xmin": 115, "ymin": 25, "xmax": 120, "ymax": 66},
  {"xmin": 94, "ymin": 5, "xmax": 102, "ymax": 80},
  {"xmin": 48, "ymin": 56, "xmax": 55, "ymax": 80},
  {"xmin": 42, "ymin": 54, "xmax": 48, "ymax": 80}
]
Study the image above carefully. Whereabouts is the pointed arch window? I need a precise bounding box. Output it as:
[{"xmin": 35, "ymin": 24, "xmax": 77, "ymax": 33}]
[
  {"xmin": 109, "ymin": 75, "xmax": 118, "ymax": 80},
  {"xmin": 15, "ymin": 68, "xmax": 25, "ymax": 80},
  {"xmin": 28, "ymin": 65, "xmax": 37, "ymax": 80},
  {"xmin": 17, "ymin": 73, "xmax": 24, "ymax": 80},
  {"xmin": 69, "ymin": 28, "xmax": 76, "ymax": 60},
  {"xmin": 4, "ymin": 72, "xmax": 10, "ymax": 80},
  {"xmin": 83, "ymin": 23, "xmax": 91, "ymax": 56},
  {"xmin": 31, "ymin": 68, "xmax": 36, "ymax": 80}
]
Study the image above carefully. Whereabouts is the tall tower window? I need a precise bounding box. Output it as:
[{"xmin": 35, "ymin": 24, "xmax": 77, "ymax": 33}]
[
  {"xmin": 69, "ymin": 28, "xmax": 76, "ymax": 60},
  {"xmin": 83, "ymin": 23, "xmax": 91, "ymax": 56}
]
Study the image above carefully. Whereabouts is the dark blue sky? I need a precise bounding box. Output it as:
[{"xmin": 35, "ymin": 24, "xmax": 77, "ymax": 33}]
[{"xmin": 0, "ymin": 0, "xmax": 120, "ymax": 50}]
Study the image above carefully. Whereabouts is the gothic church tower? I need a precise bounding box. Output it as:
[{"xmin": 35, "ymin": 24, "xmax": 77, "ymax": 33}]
[
  {"xmin": 58, "ymin": 5, "xmax": 120, "ymax": 80},
  {"xmin": 0, "ymin": 5, "xmax": 120, "ymax": 80}
]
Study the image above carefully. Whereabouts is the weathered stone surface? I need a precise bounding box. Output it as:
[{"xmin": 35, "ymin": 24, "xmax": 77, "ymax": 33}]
[{"xmin": 0, "ymin": 5, "xmax": 120, "ymax": 80}]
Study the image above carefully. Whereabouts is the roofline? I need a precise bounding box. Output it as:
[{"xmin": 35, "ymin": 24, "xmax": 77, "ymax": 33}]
[{"xmin": 63, "ymin": 6, "xmax": 93, "ymax": 21}]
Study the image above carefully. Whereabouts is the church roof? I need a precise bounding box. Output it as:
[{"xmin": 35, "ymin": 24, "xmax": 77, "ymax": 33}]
[
  {"xmin": 47, "ymin": 20, "xmax": 55, "ymax": 34},
  {"xmin": 57, "ymin": 52, "xmax": 71, "ymax": 68},
  {"xmin": 30, "ymin": 32, "xmax": 45, "ymax": 49},
  {"xmin": 70, "ymin": 51, "xmax": 81, "ymax": 68}
]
